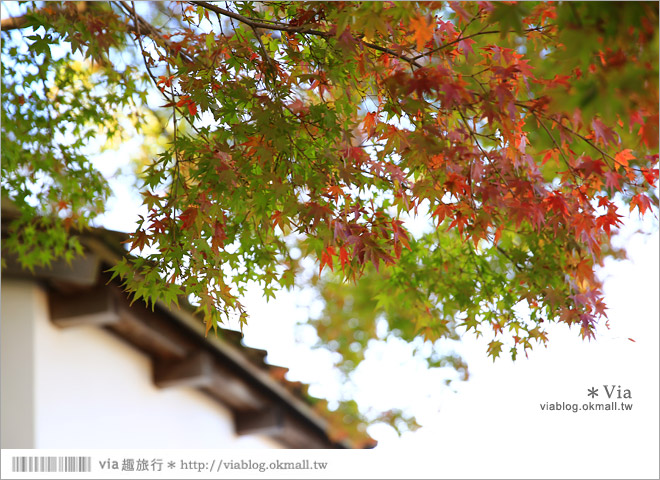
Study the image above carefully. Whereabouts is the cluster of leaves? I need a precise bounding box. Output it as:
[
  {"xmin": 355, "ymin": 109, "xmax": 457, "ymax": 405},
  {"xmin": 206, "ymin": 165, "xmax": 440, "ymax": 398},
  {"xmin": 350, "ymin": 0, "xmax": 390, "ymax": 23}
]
[
  {"xmin": 2, "ymin": 2, "xmax": 150, "ymax": 267},
  {"xmin": 2, "ymin": 1, "xmax": 658, "ymax": 438}
]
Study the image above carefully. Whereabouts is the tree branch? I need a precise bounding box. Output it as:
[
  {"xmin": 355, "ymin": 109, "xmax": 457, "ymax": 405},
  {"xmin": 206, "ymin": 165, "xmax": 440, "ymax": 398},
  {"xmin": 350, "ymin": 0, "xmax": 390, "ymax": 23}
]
[
  {"xmin": 191, "ymin": 1, "xmax": 423, "ymax": 68},
  {"xmin": 1, "ymin": 2, "xmax": 87, "ymax": 32},
  {"xmin": 191, "ymin": 1, "xmax": 327, "ymax": 36},
  {"xmin": 115, "ymin": 1, "xmax": 195, "ymax": 65},
  {"xmin": 1, "ymin": 13, "xmax": 28, "ymax": 31},
  {"xmin": 361, "ymin": 40, "xmax": 422, "ymax": 68},
  {"xmin": 412, "ymin": 25, "xmax": 552, "ymax": 61}
]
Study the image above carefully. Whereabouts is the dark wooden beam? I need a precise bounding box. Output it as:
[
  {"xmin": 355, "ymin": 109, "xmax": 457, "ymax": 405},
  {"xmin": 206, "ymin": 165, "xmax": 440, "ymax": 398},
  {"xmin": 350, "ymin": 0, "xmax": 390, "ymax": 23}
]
[
  {"xmin": 153, "ymin": 352, "xmax": 215, "ymax": 388},
  {"xmin": 235, "ymin": 406, "xmax": 334, "ymax": 448},
  {"xmin": 205, "ymin": 363, "xmax": 270, "ymax": 411},
  {"xmin": 234, "ymin": 406, "xmax": 284, "ymax": 436},
  {"xmin": 49, "ymin": 287, "xmax": 121, "ymax": 327},
  {"xmin": 270, "ymin": 413, "xmax": 334, "ymax": 449},
  {"xmin": 111, "ymin": 304, "xmax": 189, "ymax": 360}
]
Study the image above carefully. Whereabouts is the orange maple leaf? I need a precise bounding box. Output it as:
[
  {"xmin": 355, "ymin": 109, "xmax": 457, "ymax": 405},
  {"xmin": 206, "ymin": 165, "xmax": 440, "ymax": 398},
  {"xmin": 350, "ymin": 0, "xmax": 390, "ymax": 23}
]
[
  {"xmin": 614, "ymin": 149, "xmax": 635, "ymax": 171},
  {"xmin": 363, "ymin": 111, "xmax": 377, "ymax": 136},
  {"xmin": 410, "ymin": 15, "xmax": 434, "ymax": 52}
]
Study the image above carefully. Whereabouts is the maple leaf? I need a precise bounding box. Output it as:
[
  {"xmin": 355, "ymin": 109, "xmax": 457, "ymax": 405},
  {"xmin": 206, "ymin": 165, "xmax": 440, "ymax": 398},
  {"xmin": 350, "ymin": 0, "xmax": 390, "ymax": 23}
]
[
  {"xmin": 630, "ymin": 193, "xmax": 652, "ymax": 215},
  {"xmin": 591, "ymin": 118, "xmax": 618, "ymax": 146},
  {"xmin": 319, "ymin": 246, "xmax": 336, "ymax": 275},
  {"xmin": 597, "ymin": 210, "xmax": 623, "ymax": 237},
  {"xmin": 457, "ymin": 37, "xmax": 476, "ymax": 60},
  {"xmin": 339, "ymin": 246, "xmax": 349, "ymax": 272},
  {"xmin": 204, "ymin": 313, "xmax": 216, "ymax": 337},
  {"xmin": 528, "ymin": 327, "xmax": 548, "ymax": 344},
  {"xmin": 545, "ymin": 192, "xmax": 570, "ymax": 216},
  {"xmin": 129, "ymin": 230, "xmax": 150, "ymax": 252},
  {"xmin": 432, "ymin": 203, "xmax": 453, "ymax": 225},
  {"xmin": 270, "ymin": 210, "xmax": 287, "ymax": 230},
  {"xmin": 176, "ymin": 95, "xmax": 190, "ymax": 107},
  {"xmin": 211, "ymin": 221, "xmax": 226, "ymax": 252},
  {"xmin": 580, "ymin": 314, "xmax": 596, "ymax": 340},
  {"xmin": 576, "ymin": 156, "xmax": 606, "ymax": 178},
  {"xmin": 179, "ymin": 206, "xmax": 198, "ymax": 230},
  {"xmin": 449, "ymin": 2, "xmax": 472, "ymax": 24},
  {"xmin": 604, "ymin": 171, "xmax": 622, "ymax": 192},
  {"xmin": 487, "ymin": 340, "xmax": 503, "ymax": 360},
  {"xmin": 575, "ymin": 259, "xmax": 595, "ymax": 287},
  {"xmin": 463, "ymin": 317, "xmax": 479, "ymax": 332},
  {"xmin": 409, "ymin": 15, "xmax": 434, "ymax": 51},
  {"xmin": 362, "ymin": 111, "xmax": 377, "ymax": 137},
  {"xmin": 641, "ymin": 167, "xmax": 659, "ymax": 187},
  {"xmin": 614, "ymin": 149, "xmax": 635, "ymax": 171}
]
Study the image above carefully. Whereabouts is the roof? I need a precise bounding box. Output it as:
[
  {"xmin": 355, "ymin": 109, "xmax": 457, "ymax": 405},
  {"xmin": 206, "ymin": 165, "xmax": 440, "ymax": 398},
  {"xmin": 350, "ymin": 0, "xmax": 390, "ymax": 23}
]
[{"xmin": 1, "ymin": 203, "xmax": 376, "ymax": 449}]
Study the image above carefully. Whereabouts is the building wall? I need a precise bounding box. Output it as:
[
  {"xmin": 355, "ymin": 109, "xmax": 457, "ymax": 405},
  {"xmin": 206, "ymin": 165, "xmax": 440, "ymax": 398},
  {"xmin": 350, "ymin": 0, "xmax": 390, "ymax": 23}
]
[
  {"xmin": 1, "ymin": 278, "xmax": 281, "ymax": 449},
  {"xmin": 1, "ymin": 278, "xmax": 36, "ymax": 448}
]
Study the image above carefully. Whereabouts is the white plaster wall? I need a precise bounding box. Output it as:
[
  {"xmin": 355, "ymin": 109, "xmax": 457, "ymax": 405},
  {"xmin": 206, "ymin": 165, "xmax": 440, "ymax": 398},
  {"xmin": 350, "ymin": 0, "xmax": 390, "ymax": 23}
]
[
  {"xmin": 2, "ymin": 278, "xmax": 281, "ymax": 449},
  {"xmin": 1, "ymin": 278, "xmax": 36, "ymax": 448}
]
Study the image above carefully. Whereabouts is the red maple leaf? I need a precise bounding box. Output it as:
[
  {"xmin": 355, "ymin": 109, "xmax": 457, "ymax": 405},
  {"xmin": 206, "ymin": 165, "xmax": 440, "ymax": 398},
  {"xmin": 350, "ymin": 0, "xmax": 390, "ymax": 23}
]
[
  {"xmin": 591, "ymin": 118, "xmax": 618, "ymax": 146},
  {"xmin": 339, "ymin": 246, "xmax": 349, "ymax": 272},
  {"xmin": 604, "ymin": 171, "xmax": 623, "ymax": 192},
  {"xmin": 180, "ymin": 206, "xmax": 198, "ymax": 230},
  {"xmin": 211, "ymin": 221, "xmax": 226, "ymax": 252},
  {"xmin": 630, "ymin": 193, "xmax": 652, "ymax": 215},
  {"xmin": 130, "ymin": 230, "xmax": 150, "ymax": 252},
  {"xmin": 319, "ymin": 246, "xmax": 336, "ymax": 275}
]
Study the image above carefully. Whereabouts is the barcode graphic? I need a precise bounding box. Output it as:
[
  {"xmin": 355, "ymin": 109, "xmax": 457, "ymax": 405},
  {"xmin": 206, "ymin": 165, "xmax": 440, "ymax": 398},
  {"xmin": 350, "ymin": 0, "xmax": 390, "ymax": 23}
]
[{"xmin": 11, "ymin": 456, "xmax": 92, "ymax": 473}]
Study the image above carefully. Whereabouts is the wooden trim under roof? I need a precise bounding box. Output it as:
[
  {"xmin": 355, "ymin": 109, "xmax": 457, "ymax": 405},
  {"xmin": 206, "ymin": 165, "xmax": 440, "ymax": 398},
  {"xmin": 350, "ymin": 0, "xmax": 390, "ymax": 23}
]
[{"xmin": 1, "ymin": 211, "xmax": 376, "ymax": 449}]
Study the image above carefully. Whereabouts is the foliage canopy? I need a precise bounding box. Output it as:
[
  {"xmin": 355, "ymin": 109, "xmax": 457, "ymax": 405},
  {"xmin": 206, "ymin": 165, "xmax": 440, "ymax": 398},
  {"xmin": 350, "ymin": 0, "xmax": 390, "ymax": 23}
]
[{"xmin": 2, "ymin": 0, "xmax": 658, "ymax": 436}]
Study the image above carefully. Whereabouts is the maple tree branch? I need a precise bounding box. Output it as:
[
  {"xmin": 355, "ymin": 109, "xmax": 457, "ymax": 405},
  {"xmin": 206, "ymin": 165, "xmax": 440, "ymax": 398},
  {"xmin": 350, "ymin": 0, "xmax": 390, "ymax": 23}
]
[
  {"xmin": 0, "ymin": 0, "xmax": 169, "ymax": 54},
  {"xmin": 529, "ymin": 111, "xmax": 581, "ymax": 179},
  {"xmin": 115, "ymin": 0, "xmax": 202, "ymax": 139},
  {"xmin": 556, "ymin": 123, "xmax": 617, "ymax": 164},
  {"xmin": 1, "ymin": 2, "xmax": 87, "ymax": 32},
  {"xmin": 126, "ymin": 1, "xmax": 160, "ymax": 92},
  {"xmin": 115, "ymin": 1, "xmax": 196, "ymax": 65},
  {"xmin": 495, "ymin": 246, "xmax": 524, "ymax": 272},
  {"xmin": 249, "ymin": 24, "xmax": 279, "ymax": 88},
  {"xmin": 191, "ymin": 1, "xmax": 423, "ymax": 69},
  {"xmin": 457, "ymin": 108, "xmax": 512, "ymax": 197},
  {"xmin": 1, "ymin": 13, "xmax": 28, "ymax": 31},
  {"xmin": 361, "ymin": 40, "xmax": 422, "ymax": 68},
  {"xmin": 191, "ymin": 1, "xmax": 326, "ymax": 36},
  {"xmin": 412, "ymin": 25, "xmax": 552, "ymax": 62},
  {"xmin": 520, "ymin": 103, "xmax": 628, "ymax": 172}
]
